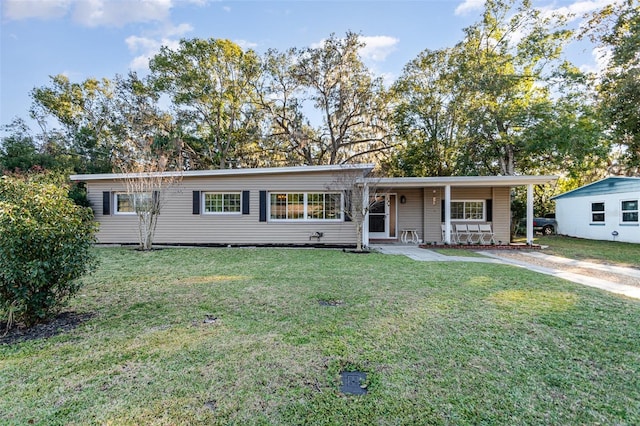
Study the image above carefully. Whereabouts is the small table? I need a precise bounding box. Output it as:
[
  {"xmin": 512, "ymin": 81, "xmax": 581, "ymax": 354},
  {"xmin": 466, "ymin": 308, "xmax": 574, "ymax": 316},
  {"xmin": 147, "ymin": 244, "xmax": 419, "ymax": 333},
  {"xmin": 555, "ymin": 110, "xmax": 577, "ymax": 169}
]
[{"xmin": 401, "ymin": 229, "xmax": 419, "ymax": 244}]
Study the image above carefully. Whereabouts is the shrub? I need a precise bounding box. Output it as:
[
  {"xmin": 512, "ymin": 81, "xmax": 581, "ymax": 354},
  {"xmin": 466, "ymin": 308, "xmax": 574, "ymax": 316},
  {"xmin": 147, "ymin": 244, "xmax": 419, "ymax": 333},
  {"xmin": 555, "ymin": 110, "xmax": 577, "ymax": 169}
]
[{"xmin": 0, "ymin": 176, "xmax": 99, "ymax": 328}]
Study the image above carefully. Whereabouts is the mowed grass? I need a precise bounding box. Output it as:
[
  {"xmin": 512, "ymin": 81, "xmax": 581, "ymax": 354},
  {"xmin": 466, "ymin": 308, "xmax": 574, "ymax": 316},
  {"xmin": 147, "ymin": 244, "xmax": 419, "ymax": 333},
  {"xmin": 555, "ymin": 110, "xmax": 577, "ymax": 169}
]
[
  {"xmin": 536, "ymin": 235, "xmax": 640, "ymax": 268},
  {"xmin": 2, "ymin": 247, "xmax": 639, "ymax": 425}
]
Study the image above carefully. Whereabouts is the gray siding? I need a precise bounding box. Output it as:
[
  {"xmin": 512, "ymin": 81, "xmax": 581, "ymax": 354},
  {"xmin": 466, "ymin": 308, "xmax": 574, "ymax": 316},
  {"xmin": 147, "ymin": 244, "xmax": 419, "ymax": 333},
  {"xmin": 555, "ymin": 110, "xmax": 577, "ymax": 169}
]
[
  {"xmin": 86, "ymin": 170, "xmax": 358, "ymax": 245},
  {"xmin": 394, "ymin": 189, "xmax": 424, "ymax": 241},
  {"xmin": 380, "ymin": 186, "xmax": 512, "ymax": 244}
]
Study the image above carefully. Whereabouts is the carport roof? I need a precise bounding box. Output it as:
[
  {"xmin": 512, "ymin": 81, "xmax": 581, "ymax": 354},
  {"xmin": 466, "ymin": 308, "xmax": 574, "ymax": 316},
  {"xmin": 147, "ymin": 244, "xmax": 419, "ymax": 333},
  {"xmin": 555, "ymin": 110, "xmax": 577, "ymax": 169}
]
[{"xmin": 370, "ymin": 175, "xmax": 557, "ymax": 188}]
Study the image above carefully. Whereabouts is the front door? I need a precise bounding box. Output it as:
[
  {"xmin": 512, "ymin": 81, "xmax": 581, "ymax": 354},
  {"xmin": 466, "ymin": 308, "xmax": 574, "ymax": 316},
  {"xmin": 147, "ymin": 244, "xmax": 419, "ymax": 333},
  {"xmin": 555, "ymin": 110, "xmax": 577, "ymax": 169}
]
[{"xmin": 368, "ymin": 194, "xmax": 397, "ymax": 239}]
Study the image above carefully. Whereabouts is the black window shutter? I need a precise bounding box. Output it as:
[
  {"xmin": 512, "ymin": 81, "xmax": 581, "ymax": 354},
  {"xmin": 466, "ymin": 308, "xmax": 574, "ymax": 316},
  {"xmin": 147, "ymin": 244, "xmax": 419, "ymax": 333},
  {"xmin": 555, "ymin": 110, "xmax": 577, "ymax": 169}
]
[
  {"xmin": 344, "ymin": 190, "xmax": 352, "ymax": 222},
  {"xmin": 103, "ymin": 191, "xmax": 111, "ymax": 215},
  {"xmin": 153, "ymin": 191, "xmax": 160, "ymax": 214},
  {"xmin": 486, "ymin": 199, "xmax": 493, "ymax": 222},
  {"xmin": 242, "ymin": 190, "xmax": 250, "ymax": 215},
  {"xmin": 192, "ymin": 191, "xmax": 200, "ymax": 215},
  {"xmin": 259, "ymin": 191, "xmax": 267, "ymax": 222},
  {"xmin": 441, "ymin": 199, "xmax": 445, "ymax": 222}
]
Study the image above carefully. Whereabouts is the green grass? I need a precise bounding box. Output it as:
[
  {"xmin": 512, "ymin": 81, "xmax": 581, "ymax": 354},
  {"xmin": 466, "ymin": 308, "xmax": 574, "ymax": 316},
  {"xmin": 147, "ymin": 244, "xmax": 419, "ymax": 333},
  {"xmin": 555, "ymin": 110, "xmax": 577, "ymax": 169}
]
[
  {"xmin": 535, "ymin": 235, "xmax": 640, "ymax": 268},
  {"xmin": 2, "ymin": 247, "xmax": 639, "ymax": 425},
  {"xmin": 433, "ymin": 248, "xmax": 486, "ymax": 257}
]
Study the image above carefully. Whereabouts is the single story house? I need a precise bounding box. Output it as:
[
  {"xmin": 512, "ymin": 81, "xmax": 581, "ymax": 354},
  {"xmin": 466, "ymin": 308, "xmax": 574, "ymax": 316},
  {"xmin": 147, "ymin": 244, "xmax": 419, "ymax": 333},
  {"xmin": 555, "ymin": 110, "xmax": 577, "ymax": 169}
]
[
  {"xmin": 70, "ymin": 164, "xmax": 556, "ymax": 247},
  {"xmin": 552, "ymin": 176, "xmax": 640, "ymax": 244}
]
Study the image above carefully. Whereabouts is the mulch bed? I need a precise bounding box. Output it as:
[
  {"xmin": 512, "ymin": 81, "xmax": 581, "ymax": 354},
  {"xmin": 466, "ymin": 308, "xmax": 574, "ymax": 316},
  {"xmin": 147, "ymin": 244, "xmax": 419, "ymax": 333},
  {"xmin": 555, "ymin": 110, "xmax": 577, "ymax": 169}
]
[
  {"xmin": 420, "ymin": 244, "xmax": 542, "ymax": 250},
  {"xmin": 1, "ymin": 311, "xmax": 95, "ymax": 345}
]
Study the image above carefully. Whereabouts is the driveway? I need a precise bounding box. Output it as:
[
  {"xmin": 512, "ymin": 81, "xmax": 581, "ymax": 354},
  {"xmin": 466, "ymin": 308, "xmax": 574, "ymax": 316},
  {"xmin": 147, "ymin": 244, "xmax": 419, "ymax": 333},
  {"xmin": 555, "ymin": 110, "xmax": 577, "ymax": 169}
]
[{"xmin": 372, "ymin": 245, "xmax": 640, "ymax": 300}]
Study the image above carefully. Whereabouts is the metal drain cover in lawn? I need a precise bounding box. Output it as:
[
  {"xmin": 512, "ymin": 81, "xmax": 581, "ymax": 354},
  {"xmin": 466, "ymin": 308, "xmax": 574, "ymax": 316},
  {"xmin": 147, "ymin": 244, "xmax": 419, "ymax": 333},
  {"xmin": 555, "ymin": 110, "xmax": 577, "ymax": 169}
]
[
  {"xmin": 318, "ymin": 299, "xmax": 343, "ymax": 306},
  {"xmin": 340, "ymin": 371, "xmax": 367, "ymax": 395}
]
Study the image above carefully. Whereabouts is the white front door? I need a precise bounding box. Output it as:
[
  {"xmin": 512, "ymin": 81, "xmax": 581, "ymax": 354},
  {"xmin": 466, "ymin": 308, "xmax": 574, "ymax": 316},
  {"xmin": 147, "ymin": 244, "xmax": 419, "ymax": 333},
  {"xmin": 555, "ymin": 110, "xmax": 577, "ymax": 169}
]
[{"xmin": 368, "ymin": 194, "xmax": 397, "ymax": 239}]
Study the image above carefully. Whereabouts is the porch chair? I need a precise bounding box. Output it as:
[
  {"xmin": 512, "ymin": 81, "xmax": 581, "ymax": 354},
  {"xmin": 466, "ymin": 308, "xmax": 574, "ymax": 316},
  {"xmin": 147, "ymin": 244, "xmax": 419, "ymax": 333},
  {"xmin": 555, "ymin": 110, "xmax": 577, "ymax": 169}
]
[
  {"xmin": 479, "ymin": 224, "xmax": 496, "ymax": 245},
  {"xmin": 441, "ymin": 224, "xmax": 454, "ymax": 244},
  {"xmin": 466, "ymin": 224, "xmax": 482, "ymax": 244},
  {"xmin": 454, "ymin": 224, "xmax": 470, "ymax": 244}
]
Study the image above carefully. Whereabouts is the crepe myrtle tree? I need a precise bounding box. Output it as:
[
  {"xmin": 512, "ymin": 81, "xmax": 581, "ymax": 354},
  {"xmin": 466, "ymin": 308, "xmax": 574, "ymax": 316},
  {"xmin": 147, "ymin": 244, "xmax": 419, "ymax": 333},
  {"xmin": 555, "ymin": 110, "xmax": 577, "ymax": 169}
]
[
  {"xmin": 330, "ymin": 168, "xmax": 386, "ymax": 252},
  {"xmin": 114, "ymin": 134, "xmax": 183, "ymax": 251}
]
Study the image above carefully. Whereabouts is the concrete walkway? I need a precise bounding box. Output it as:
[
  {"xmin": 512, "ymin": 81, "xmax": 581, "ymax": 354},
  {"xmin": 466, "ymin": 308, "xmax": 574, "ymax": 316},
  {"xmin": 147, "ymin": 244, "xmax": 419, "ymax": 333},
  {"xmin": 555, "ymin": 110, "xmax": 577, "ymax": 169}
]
[{"xmin": 371, "ymin": 244, "xmax": 640, "ymax": 300}]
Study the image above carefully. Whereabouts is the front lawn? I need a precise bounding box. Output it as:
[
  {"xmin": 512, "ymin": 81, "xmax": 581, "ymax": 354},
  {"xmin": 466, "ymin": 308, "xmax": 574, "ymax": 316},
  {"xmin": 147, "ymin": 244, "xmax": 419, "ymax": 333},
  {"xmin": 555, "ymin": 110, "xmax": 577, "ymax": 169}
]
[
  {"xmin": 2, "ymin": 248, "xmax": 639, "ymax": 425},
  {"xmin": 536, "ymin": 235, "xmax": 640, "ymax": 268}
]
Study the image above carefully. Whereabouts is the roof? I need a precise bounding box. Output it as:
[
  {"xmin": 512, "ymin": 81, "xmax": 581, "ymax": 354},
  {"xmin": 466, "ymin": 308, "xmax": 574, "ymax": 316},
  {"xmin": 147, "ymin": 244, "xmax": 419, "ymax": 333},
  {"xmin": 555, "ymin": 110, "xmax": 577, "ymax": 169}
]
[
  {"xmin": 552, "ymin": 177, "xmax": 640, "ymax": 200},
  {"xmin": 70, "ymin": 163, "xmax": 376, "ymax": 181},
  {"xmin": 374, "ymin": 175, "xmax": 557, "ymax": 188},
  {"xmin": 70, "ymin": 165, "xmax": 556, "ymax": 187}
]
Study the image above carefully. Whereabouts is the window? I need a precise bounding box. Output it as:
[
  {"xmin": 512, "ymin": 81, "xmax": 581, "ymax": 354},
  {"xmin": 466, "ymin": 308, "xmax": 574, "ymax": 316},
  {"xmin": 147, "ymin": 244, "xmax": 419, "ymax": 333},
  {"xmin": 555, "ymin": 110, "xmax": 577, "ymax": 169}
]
[
  {"xmin": 203, "ymin": 192, "xmax": 241, "ymax": 214},
  {"xmin": 591, "ymin": 202, "xmax": 605, "ymax": 222},
  {"xmin": 308, "ymin": 193, "xmax": 341, "ymax": 220},
  {"xmin": 269, "ymin": 192, "xmax": 342, "ymax": 221},
  {"xmin": 115, "ymin": 192, "xmax": 152, "ymax": 214},
  {"xmin": 621, "ymin": 200, "xmax": 639, "ymax": 223},
  {"xmin": 451, "ymin": 200, "xmax": 485, "ymax": 221}
]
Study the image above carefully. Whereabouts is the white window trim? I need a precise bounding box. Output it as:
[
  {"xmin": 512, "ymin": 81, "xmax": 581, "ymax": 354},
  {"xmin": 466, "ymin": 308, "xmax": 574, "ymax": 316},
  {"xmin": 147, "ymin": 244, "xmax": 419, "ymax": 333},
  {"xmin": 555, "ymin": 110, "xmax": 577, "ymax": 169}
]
[
  {"xmin": 590, "ymin": 201, "xmax": 606, "ymax": 224},
  {"xmin": 114, "ymin": 192, "xmax": 151, "ymax": 215},
  {"xmin": 621, "ymin": 199, "xmax": 639, "ymax": 223},
  {"xmin": 202, "ymin": 192, "xmax": 242, "ymax": 215},
  {"xmin": 450, "ymin": 200, "xmax": 485, "ymax": 222},
  {"xmin": 268, "ymin": 192, "xmax": 343, "ymax": 222}
]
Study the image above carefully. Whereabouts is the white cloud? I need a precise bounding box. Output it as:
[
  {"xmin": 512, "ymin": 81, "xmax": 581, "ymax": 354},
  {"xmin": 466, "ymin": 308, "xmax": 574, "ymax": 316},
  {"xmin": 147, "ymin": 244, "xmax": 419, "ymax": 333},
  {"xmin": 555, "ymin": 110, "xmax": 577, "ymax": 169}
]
[
  {"xmin": 360, "ymin": 36, "xmax": 399, "ymax": 62},
  {"xmin": 125, "ymin": 22, "xmax": 192, "ymax": 70},
  {"xmin": 454, "ymin": 0, "xmax": 484, "ymax": 16},
  {"xmin": 2, "ymin": 0, "xmax": 179, "ymax": 27},
  {"xmin": 311, "ymin": 35, "xmax": 399, "ymax": 62},
  {"xmin": 235, "ymin": 39, "xmax": 259, "ymax": 50},
  {"xmin": 73, "ymin": 0, "xmax": 173, "ymax": 27},
  {"xmin": 3, "ymin": 0, "xmax": 73, "ymax": 21}
]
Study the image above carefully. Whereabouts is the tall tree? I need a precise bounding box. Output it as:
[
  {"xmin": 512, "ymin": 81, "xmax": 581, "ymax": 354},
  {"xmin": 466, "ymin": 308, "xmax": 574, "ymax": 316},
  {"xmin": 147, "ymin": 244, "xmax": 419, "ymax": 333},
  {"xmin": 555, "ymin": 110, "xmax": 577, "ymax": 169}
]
[
  {"xmin": 390, "ymin": 49, "xmax": 465, "ymax": 176},
  {"xmin": 149, "ymin": 38, "xmax": 261, "ymax": 169},
  {"xmin": 261, "ymin": 32, "xmax": 394, "ymax": 165},
  {"xmin": 453, "ymin": 0, "xmax": 572, "ymax": 175},
  {"xmin": 30, "ymin": 75, "xmax": 115, "ymax": 173},
  {"xmin": 586, "ymin": 0, "xmax": 639, "ymax": 173},
  {"xmin": 110, "ymin": 72, "xmax": 183, "ymax": 251},
  {"xmin": 390, "ymin": 0, "xmax": 604, "ymax": 177}
]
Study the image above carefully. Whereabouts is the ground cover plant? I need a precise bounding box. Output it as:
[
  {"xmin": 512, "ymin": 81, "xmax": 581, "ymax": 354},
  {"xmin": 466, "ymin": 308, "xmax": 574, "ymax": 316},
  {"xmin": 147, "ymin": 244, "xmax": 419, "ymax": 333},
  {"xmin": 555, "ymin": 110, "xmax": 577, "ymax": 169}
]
[
  {"xmin": 1, "ymin": 247, "xmax": 639, "ymax": 425},
  {"xmin": 535, "ymin": 235, "xmax": 640, "ymax": 268}
]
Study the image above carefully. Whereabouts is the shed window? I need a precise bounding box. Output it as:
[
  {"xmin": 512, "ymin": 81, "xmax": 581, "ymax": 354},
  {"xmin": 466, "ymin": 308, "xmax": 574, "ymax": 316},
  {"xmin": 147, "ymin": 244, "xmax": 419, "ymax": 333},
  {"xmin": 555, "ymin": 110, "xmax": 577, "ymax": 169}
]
[
  {"xmin": 621, "ymin": 200, "xmax": 638, "ymax": 223},
  {"xmin": 451, "ymin": 201, "xmax": 485, "ymax": 221},
  {"xmin": 591, "ymin": 202, "xmax": 605, "ymax": 222}
]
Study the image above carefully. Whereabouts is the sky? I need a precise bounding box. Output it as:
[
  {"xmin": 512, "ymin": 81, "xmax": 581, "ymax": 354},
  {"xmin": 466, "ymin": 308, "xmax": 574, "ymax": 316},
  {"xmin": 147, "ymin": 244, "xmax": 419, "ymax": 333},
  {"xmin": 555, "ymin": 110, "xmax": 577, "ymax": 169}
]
[{"xmin": 0, "ymin": 0, "xmax": 619, "ymax": 133}]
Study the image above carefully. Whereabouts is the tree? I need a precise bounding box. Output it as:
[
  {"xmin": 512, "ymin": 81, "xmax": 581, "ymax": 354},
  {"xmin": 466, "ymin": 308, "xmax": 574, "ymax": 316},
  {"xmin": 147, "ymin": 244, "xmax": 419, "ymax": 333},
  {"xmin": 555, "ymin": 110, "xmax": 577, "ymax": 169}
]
[
  {"xmin": 585, "ymin": 0, "xmax": 640, "ymax": 172},
  {"xmin": 390, "ymin": 0, "xmax": 604, "ymax": 178},
  {"xmin": 390, "ymin": 48, "xmax": 466, "ymax": 176},
  {"xmin": 329, "ymin": 167, "xmax": 387, "ymax": 252},
  {"xmin": 0, "ymin": 175, "xmax": 98, "ymax": 328},
  {"xmin": 262, "ymin": 33, "xmax": 394, "ymax": 165},
  {"xmin": 0, "ymin": 118, "xmax": 71, "ymax": 173},
  {"xmin": 30, "ymin": 74, "xmax": 115, "ymax": 173},
  {"xmin": 111, "ymin": 73, "xmax": 183, "ymax": 251},
  {"xmin": 150, "ymin": 38, "xmax": 261, "ymax": 169}
]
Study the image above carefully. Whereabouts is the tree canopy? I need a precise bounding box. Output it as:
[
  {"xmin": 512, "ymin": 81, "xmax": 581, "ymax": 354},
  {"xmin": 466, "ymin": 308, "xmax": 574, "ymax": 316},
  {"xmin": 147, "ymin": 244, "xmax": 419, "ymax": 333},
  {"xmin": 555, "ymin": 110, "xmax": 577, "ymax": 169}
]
[{"xmin": 2, "ymin": 0, "xmax": 636, "ymax": 187}]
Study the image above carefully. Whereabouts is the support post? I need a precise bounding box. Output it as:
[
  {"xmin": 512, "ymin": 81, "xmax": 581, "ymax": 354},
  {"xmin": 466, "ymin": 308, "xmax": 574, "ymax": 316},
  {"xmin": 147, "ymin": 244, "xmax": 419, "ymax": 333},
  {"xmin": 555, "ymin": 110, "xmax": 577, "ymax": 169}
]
[
  {"xmin": 362, "ymin": 183, "xmax": 369, "ymax": 248},
  {"xmin": 444, "ymin": 185, "xmax": 451, "ymax": 244},
  {"xmin": 527, "ymin": 183, "xmax": 534, "ymax": 245}
]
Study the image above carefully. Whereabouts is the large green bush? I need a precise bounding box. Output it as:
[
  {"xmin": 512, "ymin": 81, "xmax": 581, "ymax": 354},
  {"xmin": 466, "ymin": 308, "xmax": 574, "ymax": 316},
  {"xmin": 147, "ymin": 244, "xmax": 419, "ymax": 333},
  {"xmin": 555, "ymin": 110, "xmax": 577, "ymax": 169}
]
[{"xmin": 0, "ymin": 176, "xmax": 98, "ymax": 327}]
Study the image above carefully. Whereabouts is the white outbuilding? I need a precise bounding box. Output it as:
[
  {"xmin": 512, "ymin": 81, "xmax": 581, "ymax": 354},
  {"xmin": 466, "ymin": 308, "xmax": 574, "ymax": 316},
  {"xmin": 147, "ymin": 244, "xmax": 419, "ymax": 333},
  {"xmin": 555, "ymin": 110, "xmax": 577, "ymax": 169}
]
[{"xmin": 553, "ymin": 177, "xmax": 640, "ymax": 244}]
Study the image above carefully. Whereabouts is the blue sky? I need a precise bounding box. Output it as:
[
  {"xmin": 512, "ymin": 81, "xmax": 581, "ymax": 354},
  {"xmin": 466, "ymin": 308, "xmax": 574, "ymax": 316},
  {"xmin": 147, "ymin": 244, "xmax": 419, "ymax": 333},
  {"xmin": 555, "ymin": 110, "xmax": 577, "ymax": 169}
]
[{"xmin": 0, "ymin": 0, "xmax": 617, "ymax": 132}]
